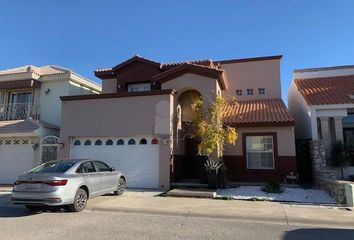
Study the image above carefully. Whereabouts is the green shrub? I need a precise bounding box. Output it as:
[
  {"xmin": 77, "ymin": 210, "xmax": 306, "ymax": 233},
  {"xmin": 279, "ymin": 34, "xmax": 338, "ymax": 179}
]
[
  {"xmin": 262, "ymin": 182, "xmax": 283, "ymax": 194},
  {"xmin": 221, "ymin": 196, "xmax": 234, "ymax": 200},
  {"xmin": 250, "ymin": 197, "xmax": 267, "ymax": 201}
]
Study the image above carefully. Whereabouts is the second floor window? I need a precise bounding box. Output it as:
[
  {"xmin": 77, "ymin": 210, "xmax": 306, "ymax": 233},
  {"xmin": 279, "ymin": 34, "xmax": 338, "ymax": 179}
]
[
  {"xmin": 235, "ymin": 89, "xmax": 242, "ymax": 96},
  {"xmin": 10, "ymin": 91, "xmax": 32, "ymax": 104},
  {"xmin": 258, "ymin": 88, "xmax": 265, "ymax": 95},
  {"xmin": 247, "ymin": 89, "xmax": 253, "ymax": 96},
  {"xmin": 128, "ymin": 83, "xmax": 151, "ymax": 92}
]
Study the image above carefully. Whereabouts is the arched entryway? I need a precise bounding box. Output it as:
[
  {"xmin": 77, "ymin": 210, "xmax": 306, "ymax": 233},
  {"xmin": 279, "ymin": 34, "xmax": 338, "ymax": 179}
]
[{"xmin": 174, "ymin": 90, "xmax": 207, "ymax": 182}]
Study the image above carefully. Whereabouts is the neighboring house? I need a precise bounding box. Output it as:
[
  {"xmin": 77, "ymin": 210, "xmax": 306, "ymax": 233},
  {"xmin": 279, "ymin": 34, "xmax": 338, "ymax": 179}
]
[
  {"xmin": 59, "ymin": 55, "xmax": 296, "ymax": 189},
  {"xmin": 289, "ymin": 65, "xmax": 354, "ymax": 178},
  {"xmin": 0, "ymin": 65, "xmax": 101, "ymax": 184}
]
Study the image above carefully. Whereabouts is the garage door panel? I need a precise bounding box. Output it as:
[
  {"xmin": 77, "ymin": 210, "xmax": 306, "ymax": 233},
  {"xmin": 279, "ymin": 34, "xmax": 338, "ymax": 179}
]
[
  {"xmin": 0, "ymin": 138, "xmax": 35, "ymax": 184},
  {"xmin": 71, "ymin": 137, "xmax": 160, "ymax": 189}
]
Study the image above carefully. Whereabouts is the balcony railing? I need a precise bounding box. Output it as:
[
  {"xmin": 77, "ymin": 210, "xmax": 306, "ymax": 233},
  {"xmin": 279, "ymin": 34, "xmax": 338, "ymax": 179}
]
[{"xmin": 0, "ymin": 103, "xmax": 39, "ymax": 121}]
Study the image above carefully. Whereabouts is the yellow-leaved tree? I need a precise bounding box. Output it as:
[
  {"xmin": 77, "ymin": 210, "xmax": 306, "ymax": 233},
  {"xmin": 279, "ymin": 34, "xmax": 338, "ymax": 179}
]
[{"xmin": 191, "ymin": 94, "xmax": 238, "ymax": 188}]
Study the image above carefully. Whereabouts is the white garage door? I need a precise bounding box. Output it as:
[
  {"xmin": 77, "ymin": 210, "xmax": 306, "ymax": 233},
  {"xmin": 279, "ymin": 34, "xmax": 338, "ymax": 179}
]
[
  {"xmin": 70, "ymin": 136, "xmax": 160, "ymax": 189},
  {"xmin": 0, "ymin": 138, "xmax": 35, "ymax": 184}
]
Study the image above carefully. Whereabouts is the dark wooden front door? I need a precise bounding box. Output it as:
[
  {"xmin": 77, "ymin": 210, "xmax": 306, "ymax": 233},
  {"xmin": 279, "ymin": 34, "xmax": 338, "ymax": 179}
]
[{"xmin": 183, "ymin": 137, "xmax": 200, "ymax": 179}]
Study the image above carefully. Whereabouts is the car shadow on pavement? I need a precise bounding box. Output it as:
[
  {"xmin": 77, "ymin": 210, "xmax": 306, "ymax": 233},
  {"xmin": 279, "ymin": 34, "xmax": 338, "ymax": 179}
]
[
  {"xmin": 0, "ymin": 206, "xmax": 38, "ymax": 218},
  {"xmin": 0, "ymin": 193, "xmax": 73, "ymax": 218},
  {"xmin": 0, "ymin": 205, "xmax": 76, "ymax": 218},
  {"xmin": 283, "ymin": 228, "xmax": 354, "ymax": 240}
]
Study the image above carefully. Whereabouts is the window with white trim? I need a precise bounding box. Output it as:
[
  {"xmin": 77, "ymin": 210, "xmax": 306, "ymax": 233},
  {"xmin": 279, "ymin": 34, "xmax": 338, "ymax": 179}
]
[
  {"xmin": 127, "ymin": 83, "xmax": 151, "ymax": 92},
  {"xmin": 246, "ymin": 135, "xmax": 274, "ymax": 169},
  {"xmin": 247, "ymin": 89, "xmax": 253, "ymax": 96}
]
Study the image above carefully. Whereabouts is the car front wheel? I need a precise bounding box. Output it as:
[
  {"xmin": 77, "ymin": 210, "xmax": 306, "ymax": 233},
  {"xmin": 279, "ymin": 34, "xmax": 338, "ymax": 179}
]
[
  {"xmin": 114, "ymin": 177, "xmax": 126, "ymax": 195},
  {"xmin": 68, "ymin": 188, "xmax": 88, "ymax": 212}
]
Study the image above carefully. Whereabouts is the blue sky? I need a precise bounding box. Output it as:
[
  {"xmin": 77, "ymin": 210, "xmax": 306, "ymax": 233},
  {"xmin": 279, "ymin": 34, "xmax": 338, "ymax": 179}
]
[{"xmin": 1, "ymin": 1, "xmax": 354, "ymax": 102}]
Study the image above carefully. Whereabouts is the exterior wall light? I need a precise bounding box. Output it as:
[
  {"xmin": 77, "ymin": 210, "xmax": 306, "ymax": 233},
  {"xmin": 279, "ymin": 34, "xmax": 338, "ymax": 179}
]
[{"xmin": 32, "ymin": 143, "xmax": 39, "ymax": 151}]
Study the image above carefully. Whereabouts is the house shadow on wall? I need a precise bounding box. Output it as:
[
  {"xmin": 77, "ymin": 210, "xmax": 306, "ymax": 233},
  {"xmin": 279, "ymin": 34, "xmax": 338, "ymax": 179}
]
[{"xmin": 283, "ymin": 228, "xmax": 354, "ymax": 240}]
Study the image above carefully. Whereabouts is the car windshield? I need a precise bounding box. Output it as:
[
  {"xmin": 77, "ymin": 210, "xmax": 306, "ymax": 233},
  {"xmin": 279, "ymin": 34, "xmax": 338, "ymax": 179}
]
[{"xmin": 29, "ymin": 161, "xmax": 76, "ymax": 173}]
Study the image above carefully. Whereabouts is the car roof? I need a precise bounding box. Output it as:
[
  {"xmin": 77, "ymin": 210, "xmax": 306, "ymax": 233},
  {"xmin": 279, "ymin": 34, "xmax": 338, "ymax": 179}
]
[{"xmin": 44, "ymin": 158, "xmax": 91, "ymax": 164}]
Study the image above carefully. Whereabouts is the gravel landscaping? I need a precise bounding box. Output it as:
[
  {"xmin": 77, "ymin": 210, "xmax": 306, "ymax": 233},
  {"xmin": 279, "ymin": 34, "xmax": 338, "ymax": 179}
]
[{"xmin": 216, "ymin": 186, "xmax": 337, "ymax": 204}]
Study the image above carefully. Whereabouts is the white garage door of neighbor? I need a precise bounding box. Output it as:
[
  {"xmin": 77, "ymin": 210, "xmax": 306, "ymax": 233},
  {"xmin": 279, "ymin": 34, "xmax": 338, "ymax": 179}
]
[
  {"xmin": 0, "ymin": 138, "xmax": 35, "ymax": 184},
  {"xmin": 70, "ymin": 137, "xmax": 160, "ymax": 189}
]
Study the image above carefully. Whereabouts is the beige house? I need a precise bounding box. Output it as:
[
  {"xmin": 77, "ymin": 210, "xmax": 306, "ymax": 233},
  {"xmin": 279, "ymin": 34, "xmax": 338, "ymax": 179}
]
[
  {"xmin": 59, "ymin": 55, "xmax": 296, "ymax": 189},
  {"xmin": 0, "ymin": 65, "xmax": 101, "ymax": 184}
]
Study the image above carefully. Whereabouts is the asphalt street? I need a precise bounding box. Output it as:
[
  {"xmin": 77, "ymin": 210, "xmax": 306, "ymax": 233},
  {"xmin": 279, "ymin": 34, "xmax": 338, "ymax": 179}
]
[
  {"xmin": 1, "ymin": 192, "xmax": 354, "ymax": 240},
  {"xmin": 0, "ymin": 203, "xmax": 353, "ymax": 239}
]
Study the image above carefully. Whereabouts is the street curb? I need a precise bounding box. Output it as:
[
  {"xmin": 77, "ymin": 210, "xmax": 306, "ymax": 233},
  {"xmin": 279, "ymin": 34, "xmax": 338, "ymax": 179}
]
[{"xmin": 86, "ymin": 206, "xmax": 354, "ymax": 228}]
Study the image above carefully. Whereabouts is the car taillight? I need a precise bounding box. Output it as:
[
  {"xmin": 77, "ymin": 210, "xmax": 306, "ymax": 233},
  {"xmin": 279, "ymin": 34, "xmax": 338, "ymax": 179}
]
[{"xmin": 44, "ymin": 180, "xmax": 68, "ymax": 186}]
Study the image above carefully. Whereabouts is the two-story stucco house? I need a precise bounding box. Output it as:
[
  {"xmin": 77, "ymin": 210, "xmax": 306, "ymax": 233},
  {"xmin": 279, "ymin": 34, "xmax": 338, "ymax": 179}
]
[
  {"xmin": 0, "ymin": 65, "xmax": 101, "ymax": 184},
  {"xmin": 59, "ymin": 55, "xmax": 296, "ymax": 190}
]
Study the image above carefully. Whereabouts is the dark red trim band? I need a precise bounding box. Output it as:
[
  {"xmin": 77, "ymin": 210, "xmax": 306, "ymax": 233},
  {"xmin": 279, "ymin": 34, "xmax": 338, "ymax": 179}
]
[{"xmin": 60, "ymin": 89, "xmax": 176, "ymax": 101}]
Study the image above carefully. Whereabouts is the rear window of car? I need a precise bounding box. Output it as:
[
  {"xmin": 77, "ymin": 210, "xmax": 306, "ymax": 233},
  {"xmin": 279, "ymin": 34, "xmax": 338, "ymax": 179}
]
[
  {"xmin": 93, "ymin": 161, "xmax": 111, "ymax": 172},
  {"xmin": 29, "ymin": 161, "xmax": 76, "ymax": 173}
]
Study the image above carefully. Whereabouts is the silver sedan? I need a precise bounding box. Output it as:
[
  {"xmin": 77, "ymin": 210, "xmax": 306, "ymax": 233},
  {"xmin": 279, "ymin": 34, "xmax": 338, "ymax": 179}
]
[{"xmin": 11, "ymin": 159, "xmax": 126, "ymax": 212}]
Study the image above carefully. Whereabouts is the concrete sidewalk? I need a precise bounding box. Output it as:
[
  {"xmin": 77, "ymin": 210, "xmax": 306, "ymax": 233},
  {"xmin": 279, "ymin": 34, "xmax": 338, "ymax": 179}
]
[{"xmin": 86, "ymin": 190, "xmax": 354, "ymax": 228}]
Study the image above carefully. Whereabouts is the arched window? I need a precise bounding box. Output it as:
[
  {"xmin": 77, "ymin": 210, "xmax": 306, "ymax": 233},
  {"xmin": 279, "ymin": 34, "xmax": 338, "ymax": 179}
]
[
  {"xmin": 151, "ymin": 138, "xmax": 159, "ymax": 145},
  {"xmin": 117, "ymin": 139, "xmax": 124, "ymax": 145},
  {"xmin": 95, "ymin": 140, "xmax": 102, "ymax": 146},
  {"xmin": 106, "ymin": 139, "xmax": 113, "ymax": 145},
  {"xmin": 140, "ymin": 138, "xmax": 147, "ymax": 145},
  {"xmin": 84, "ymin": 140, "xmax": 92, "ymax": 146},
  {"xmin": 74, "ymin": 140, "xmax": 81, "ymax": 146},
  {"xmin": 128, "ymin": 139, "xmax": 136, "ymax": 145}
]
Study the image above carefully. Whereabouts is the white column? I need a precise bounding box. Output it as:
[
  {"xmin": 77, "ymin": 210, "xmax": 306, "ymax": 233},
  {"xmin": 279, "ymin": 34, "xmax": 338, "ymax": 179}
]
[
  {"xmin": 333, "ymin": 116, "xmax": 344, "ymax": 143},
  {"xmin": 319, "ymin": 117, "xmax": 330, "ymax": 151}
]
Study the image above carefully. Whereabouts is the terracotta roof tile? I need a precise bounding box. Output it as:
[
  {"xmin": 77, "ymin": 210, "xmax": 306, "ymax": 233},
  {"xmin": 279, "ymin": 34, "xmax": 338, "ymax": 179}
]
[
  {"xmin": 0, "ymin": 119, "xmax": 59, "ymax": 134},
  {"xmin": 95, "ymin": 56, "xmax": 219, "ymax": 75},
  {"xmin": 161, "ymin": 59, "xmax": 217, "ymax": 69},
  {"xmin": 223, "ymin": 99, "xmax": 294, "ymax": 127},
  {"xmin": 0, "ymin": 65, "xmax": 68, "ymax": 77},
  {"xmin": 294, "ymin": 75, "xmax": 354, "ymax": 105}
]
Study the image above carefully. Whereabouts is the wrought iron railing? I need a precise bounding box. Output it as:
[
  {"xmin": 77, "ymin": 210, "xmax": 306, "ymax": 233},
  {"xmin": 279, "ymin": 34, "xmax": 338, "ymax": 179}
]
[{"xmin": 0, "ymin": 103, "xmax": 39, "ymax": 120}]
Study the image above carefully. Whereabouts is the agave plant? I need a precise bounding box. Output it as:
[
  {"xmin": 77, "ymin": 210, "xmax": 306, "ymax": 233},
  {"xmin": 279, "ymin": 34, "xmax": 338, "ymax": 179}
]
[{"xmin": 205, "ymin": 158, "xmax": 224, "ymax": 174}]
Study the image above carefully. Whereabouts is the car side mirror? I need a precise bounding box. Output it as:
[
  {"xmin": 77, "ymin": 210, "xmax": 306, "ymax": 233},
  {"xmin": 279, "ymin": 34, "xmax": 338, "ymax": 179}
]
[{"xmin": 110, "ymin": 167, "xmax": 115, "ymax": 172}]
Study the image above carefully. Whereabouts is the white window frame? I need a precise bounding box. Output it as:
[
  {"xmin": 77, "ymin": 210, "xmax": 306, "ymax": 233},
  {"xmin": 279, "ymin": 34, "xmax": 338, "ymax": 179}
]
[
  {"xmin": 246, "ymin": 135, "xmax": 275, "ymax": 170},
  {"xmin": 127, "ymin": 83, "xmax": 151, "ymax": 92},
  {"xmin": 247, "ymin": 89, "xmax": 253, "ymax": 96}
]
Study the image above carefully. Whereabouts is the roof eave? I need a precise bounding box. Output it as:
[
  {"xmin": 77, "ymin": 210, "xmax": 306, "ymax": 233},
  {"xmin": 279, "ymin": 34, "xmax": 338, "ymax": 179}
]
[
  {"xmin": 153, "ymin": 64, "xmax": 227, "ymax": 89},
  {"xmin": 225, "ymin": 121, "xmax": 295, "ymax": 128}
]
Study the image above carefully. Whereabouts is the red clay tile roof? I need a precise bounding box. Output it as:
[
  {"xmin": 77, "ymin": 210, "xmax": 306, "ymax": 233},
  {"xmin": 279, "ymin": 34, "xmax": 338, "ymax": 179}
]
[
  {"xmin": 0, "ymin": 119, "xmax": 59, "ymax": 134},
  {"xmin": 161, "ymin": 59, "xmax": 217, "ymax": 70},
  {"xmin": 153, "ymin": 63, "xmax": 228, "ymax": 90},
  {"xmin": 223, "ymin": 99, "xmax": 294, "ymax": 127},
  {"xmin": 95, "ymin": 57, "xmax": 218, "ymax": 75},
  {"xmin": 294, "ymin": 75, "xmax": 354, "ymax": 105}
]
